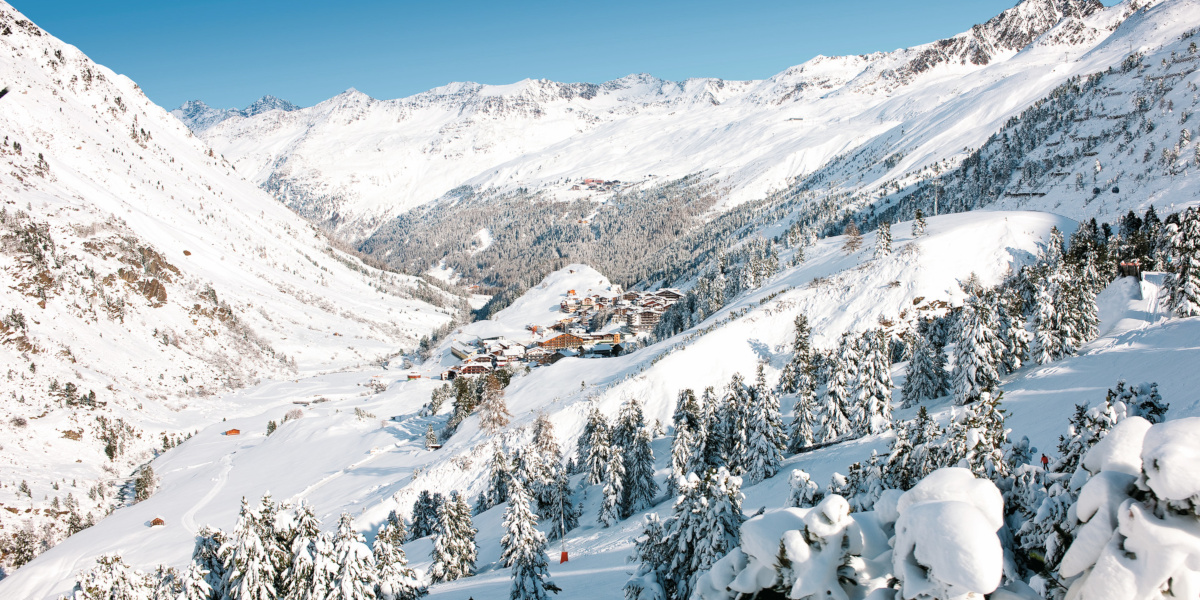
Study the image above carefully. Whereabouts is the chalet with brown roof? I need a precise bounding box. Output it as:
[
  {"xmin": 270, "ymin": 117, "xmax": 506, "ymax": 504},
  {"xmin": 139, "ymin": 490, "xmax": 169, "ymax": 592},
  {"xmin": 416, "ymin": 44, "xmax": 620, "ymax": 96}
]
[
  {"xmin": 224, "ymin": 428, "xmax": 241, "ymax": 436},
  {"xmin": 458, "ymin": 364, "xmax": 492, "ymax": 376},
  {"xmin": 540, "ymin": 333, "xmax": 586, "ymax": 350}
]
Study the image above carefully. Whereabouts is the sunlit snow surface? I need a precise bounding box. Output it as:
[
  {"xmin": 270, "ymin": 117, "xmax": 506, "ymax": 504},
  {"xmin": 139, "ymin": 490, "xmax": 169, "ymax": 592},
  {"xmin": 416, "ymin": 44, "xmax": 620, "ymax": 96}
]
[{"xmin": 7, "ymin": 209, "xmax": 1200, "ymax": 598}]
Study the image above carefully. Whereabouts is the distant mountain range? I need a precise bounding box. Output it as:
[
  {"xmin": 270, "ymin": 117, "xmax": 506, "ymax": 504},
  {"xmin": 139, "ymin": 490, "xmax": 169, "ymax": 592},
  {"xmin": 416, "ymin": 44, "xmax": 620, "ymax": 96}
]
[
  {"xmin": 170, "ymin": 94, "xmax": 301, "ymax": 132},
  {"xmin": 170, "ymin": 0, "xmax": 1179, "ymax": 246}
]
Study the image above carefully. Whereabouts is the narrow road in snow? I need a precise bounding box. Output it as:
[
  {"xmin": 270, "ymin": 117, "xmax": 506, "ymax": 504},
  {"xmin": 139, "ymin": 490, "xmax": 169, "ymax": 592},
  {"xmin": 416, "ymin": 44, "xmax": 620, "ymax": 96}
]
[{"xmin": 181, "ymin": 454, "xmax": 233, "ymax": 534}]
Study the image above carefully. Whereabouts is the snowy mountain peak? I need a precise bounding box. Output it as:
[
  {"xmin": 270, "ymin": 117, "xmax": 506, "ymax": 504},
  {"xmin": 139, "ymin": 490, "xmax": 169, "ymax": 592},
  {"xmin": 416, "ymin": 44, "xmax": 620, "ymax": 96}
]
[
  {"xmin": 242, "ymin": 94, "xmax": 300, "ymax": 116},
  {"xmin": 170, "ymin": 94, "xmax": 301, "ymax": 132}
]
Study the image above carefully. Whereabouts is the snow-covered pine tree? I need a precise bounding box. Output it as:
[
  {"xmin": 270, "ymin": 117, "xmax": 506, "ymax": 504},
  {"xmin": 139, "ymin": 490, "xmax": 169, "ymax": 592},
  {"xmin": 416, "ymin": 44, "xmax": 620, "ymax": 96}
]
[
  {"xmin": 541, "ymin": 466, "xmax": 578, "ymax": 542},
  {"xmin": 424, "ymin": 424, "xmax": 438, "ymax": 450},
  {"xmin": 1031, "ymin": 272, "xmax": 1065, "ymax": 364},
  {"xmin": 530, "ymin": 414, "xmax": 564, "ymax": 516},
  {"xmin": 668, "ymin": 389, "xmax": 707, "ymax": 495},
  {"xmin": 623, "ymin": 514, "xmax": 670, "ymax": 600},
  {"xmin": 1166, "ymin": 206, "xmax": 1200, "ymax": 317},
  {"xmin": 1062, "ymin": 264, "xmax": 1099, "ymax": 349},
  {"xmin": 221, "ymin": 498, "xmax": 276, "ymax": 600},
  {"xmin": 854, "ymin": 329, "xmax": 893, "ymax": 434},
  {"xmin": 574, "ymin": 405, "xmax": 606, "ymax": 473},
  {"xmin": 669, "ymin": 424, "xmax": 697, "ymax": 497},
  {"xmin": 477, "ymin": 445, "xmax": 512, "ymax": 514},
  {"xmin": 510, "ymin": 446, "xmax": 542, "ymax": 501},
  {"xmin": 912, "ymin": 209, "xmax": 927, "ymax": 237},
  {"xmin": 742, "ymin": 363, "xmax": 784, "ymax": 485},
  {"xmin": 192, "ymin": 526, "xmax": 227, "ymax": 598},
  {"xmin": 722, "ymin": 373, "xmax": 754, "ymax": 475},
  {"xmin": 422, "ymin": 384, "xmax": 452, "ymax": 417},
  {"xmin": 373, "ymin": 517, "xmax": 423, "ymax": 600},
  {"xmin": 675, "ymin": 389, "xmax": 708, "ymax": 478},
  {"xmin": 839, "ymin": 452, "xmax": 886, "ymax": 512},
  {"xmin": 996, "ymin": 287, "xmax": 1031, "ymax": 374},
  {"xmin": 445, "ymin": 376, "xmax": 480, "ymax": 434},
  {"xmin": 1119, "ymin": 380, "xmax": 1168, "ymax": 423},
  {"xmin": 384, "ymin": 510, "xmax": 406, "ymax": 541},
  {"xmin": 134, "ymin": 464, "xmax": 157, "ymax": 502},
  {"xmin": 73, "ymin": 554, "xmax": 150, "ymax": 599},
  {"xmin": 308, "ymin": 532, "xmax": 340, "ymax": 600},
  {"xmin": 819, "ymin": 333, "xmax": 855, "ymax": 443},
  {"xmin": 701, "ymin": 386, "xmax": 728, "ymax": 469},
  {"xmin": 901, "ymin": 328, "xmax": 942, "ymax": 408},
  {"xmin": 788, "ymin": 238, "xmax": 806, "ymax": 267},
  {"xmin": 179, "ymin": 560, "xmax": 213, "ymax": 600},
  {"xmin": 279, "ymin": 509, "xmax": 328, "ymax": 600},
  {"xmin": 290, "ymin": 500, "xmax": 322, "ymax": 543},
  {"xmin": 874, "ymin": 221, "xmax": 892, "ymax": 259},
  {"xmin": 409, "ymin": 491, "xmax": 443, "ymax": 540},
  {"xmin": 1046, "ymin": 226, "xmax": 1066, "ymax": 268},
  {"xmin": 897, "ymin": 405, "xmax": 945, "ymax": 488},
  {"xmin": 330, "ymin": 513, "xmax": 377, "ymax": 600},
  {"xmin": 255, "ymin": 492, "xmax": 289, "ymax": 594},
  {"xmin": 598, "ymin": 447, "xmax": 625, "ymax": 528},
  {"xmin": 151, "ymin": 565, "xmax": 180, "ymax": 600},
  {"xmin": 662, "ymin": 468, "xmax": 745, "ymax": 600},
  {"xmin": 951, "ymin": 289, "xmax": 1003, "ymax": 405},
  {"xmin": 786, "ymin": 469, "xmax": 821, "ymax": 508},
  {"xmin": 612, "ymin": 397, "xmax": 647, "ymax": 456},
  {"xmin": 671, "ymin": 388, "xmax": 704, "ymax": 439},
  {"xmin": 621, "ymin": 427, "xmax": 659, "ymax": 519},
  {"xmin": 948, "ymin": 391, "xmax": 1010, "ymax": 481},
  {"xmin": 585, "ymin": 420, "xmax": 614, "ymax": 487},
  {"xmin": 500, "ymin": 480, "xmax": 561, "ymax": 600},
  {"xmin": 778, "ymin": 314, "xmax": 816, "ymax": 396},
  {"xmin": 479, "ymin": 373, "xmax": 512, "ymax": 434},
  {"xmin": 429, "ymin": 493, "xmax": 477, "ymax": 583}
]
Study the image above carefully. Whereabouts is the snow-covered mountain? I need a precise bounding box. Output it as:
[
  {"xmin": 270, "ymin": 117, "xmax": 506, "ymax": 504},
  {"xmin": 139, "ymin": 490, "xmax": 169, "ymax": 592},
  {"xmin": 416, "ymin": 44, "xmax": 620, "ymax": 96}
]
[
  {"xmin": 4, "ymin": 207, "xmax": 1199, "ymax": 599},
  {"xmin": 191, "ymin": 0, "xmax": 1167, "ymax": 242},
  {"xmin": 3, "ymin": 0, "xmax": 1200, "ymax": 596},
  {"xmin": 0, "ymin": 0, "xmax": 459, "ymax": 567},
  {"xmin": 170, "ymin": 95, "xmax": 300, "ymax": 133}
]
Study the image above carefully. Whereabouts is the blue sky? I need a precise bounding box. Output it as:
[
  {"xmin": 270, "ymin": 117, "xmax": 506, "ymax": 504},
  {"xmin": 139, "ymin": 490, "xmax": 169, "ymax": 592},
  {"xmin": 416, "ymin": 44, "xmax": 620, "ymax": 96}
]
[{"xmin": 16, "ymin": 0, "xmax": 1049, "ymax": 109}]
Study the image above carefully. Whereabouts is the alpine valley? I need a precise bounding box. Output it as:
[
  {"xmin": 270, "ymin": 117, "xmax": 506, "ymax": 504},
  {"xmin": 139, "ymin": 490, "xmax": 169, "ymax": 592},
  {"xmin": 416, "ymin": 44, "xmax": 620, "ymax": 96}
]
[{"xmin": 1, "ymin": 0, "xmax": 1199, "ymax": 599}]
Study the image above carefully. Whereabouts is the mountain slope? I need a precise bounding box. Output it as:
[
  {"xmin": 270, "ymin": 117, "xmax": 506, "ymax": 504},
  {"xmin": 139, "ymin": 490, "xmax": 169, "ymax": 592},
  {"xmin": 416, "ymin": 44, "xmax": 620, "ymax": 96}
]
[
  {"xmin": 0, "ymin": 0, "xmax": 458, "ymax": 569},
  {"xmin": 7, "ymin": 210, "xmax": 1200, "ymax": 599},
  {"xmin": 771, "ymin": 0, "xmax": 1200, "ymax": 240},
  {"xmin": 195, "ymin": 0, "xmax": 1131, "ymax": 242}
]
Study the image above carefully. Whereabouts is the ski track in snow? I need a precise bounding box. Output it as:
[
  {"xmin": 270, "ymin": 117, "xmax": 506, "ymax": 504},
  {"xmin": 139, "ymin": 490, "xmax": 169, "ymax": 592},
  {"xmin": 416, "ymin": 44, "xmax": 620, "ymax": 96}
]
[{"xmin": 181, "ymin": 454, "xmax": 233, "ymax": 534}]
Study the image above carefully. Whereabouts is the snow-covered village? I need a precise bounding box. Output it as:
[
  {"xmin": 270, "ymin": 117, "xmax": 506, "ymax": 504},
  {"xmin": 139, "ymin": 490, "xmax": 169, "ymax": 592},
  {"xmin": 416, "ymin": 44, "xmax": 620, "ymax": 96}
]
[{"xmin": 2, "ymin": 0, "xmax": 1200, "ymax": 599}]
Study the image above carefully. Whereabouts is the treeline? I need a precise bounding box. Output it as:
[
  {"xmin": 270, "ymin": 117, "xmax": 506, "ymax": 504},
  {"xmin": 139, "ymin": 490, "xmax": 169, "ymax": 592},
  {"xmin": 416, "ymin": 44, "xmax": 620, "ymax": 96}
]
[
  {"xmin": 358, "ymin": 177, "xmax": 722, "ymax": 318},
  {"xmin": 71, "ymin": 496, "xmax": 424, "ymax": 600},
  {"xmin": 679, "ymin": 374, "xmax": 1179, "ymax": 599}
]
